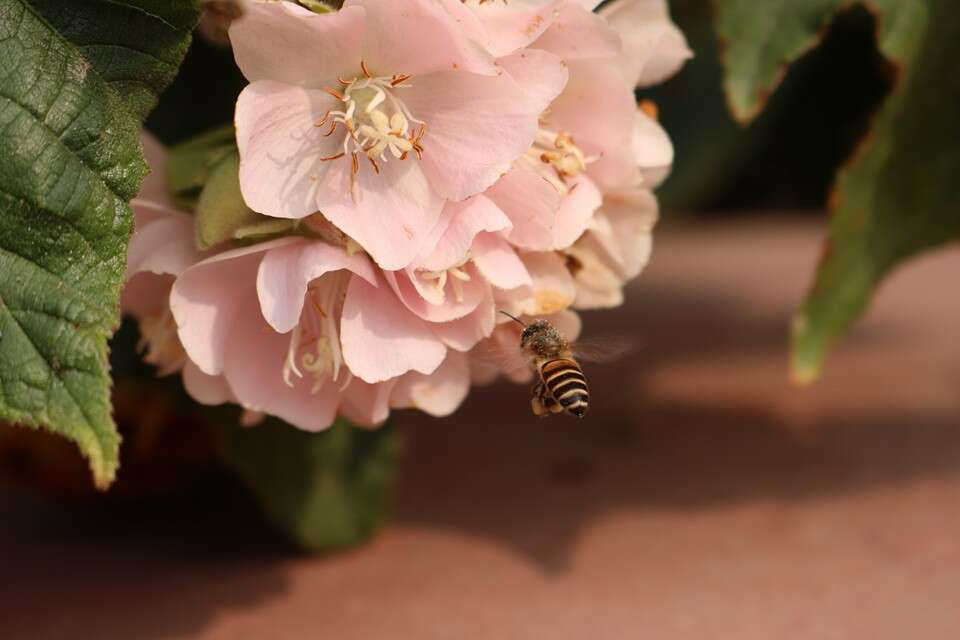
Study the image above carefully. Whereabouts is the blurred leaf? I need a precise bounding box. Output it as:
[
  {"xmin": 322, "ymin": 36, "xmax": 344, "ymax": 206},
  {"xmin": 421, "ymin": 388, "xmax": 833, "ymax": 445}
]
[
  {"xmin": 195, "ymin": 150, "xmax": 262, "ymax": 248},
  {"xmin": 297, "ymin": 0, "xmax": 338, "ymax": 13},
  {"xmin": 0, "ymin": 0, "xmax": 197, "ymax": 487},
  {"xmin": 224, "ymin": 419, "xmax": 399, "ymax": 552},
  {"xmin": 167, "ymin": 124, "xmax": 237, "ymax": 206},
  {"xmin": 715, "ymin": 0, "xmax": 960, "ymax": 381}
]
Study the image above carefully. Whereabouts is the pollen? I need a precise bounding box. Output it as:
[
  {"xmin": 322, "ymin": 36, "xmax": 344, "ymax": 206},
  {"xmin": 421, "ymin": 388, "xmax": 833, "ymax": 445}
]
[
  {"xmin": 317, "ymin": 61, "xmax": 426, "ymax": 187},
  {"xmin": 420, "ymin": 262, "xmax": 472, "ymax": 304},
  {"xmin": 520, "ymin": 125, "xmax": 594, "ymax": 194}
]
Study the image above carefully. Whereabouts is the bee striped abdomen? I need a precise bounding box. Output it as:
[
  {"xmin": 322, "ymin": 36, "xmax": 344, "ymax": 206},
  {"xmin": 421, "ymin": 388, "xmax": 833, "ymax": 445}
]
[{"xmin": 540, "ymin": 358, "xmax": 589, "ymax": 417}]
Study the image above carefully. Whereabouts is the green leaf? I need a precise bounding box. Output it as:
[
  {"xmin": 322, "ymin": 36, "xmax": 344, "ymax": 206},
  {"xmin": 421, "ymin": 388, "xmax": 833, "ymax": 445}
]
[
  {"xmin": 0, "ymin": 0, "xmax": 198, "ymax": 487},
  {"xmin": 195, "ymin": 150, "xmax": 264, "ymax": 249},
  {"xmin": 715, "ymin": 0, "xmax": 960, "ymax": 381},
  {"xmin": 167, "ymin": 124, "xmax": 236, "ymax": 207},
  {"xmin": 224, "ymin": 418, "xmax": 399, "ymax": 551},
  {"xmin": 30, "ymin": 0, "xmax": 200, "ymax": 120},
  {"xmin": 297, "ymin": 0, "xmax": 338, "ymax": 13}
]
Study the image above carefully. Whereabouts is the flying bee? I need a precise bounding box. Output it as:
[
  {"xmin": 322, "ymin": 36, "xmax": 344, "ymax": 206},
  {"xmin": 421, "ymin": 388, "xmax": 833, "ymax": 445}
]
[{"xmin": 499, "ymin": 311, "xmax": 628, "ymax": 419}]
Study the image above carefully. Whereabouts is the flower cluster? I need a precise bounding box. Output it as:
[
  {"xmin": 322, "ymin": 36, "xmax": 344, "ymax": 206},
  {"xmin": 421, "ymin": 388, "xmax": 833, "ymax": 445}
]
[{"xmin": 126, "ymin": 0, "xmax": 691, "ymax": 430}]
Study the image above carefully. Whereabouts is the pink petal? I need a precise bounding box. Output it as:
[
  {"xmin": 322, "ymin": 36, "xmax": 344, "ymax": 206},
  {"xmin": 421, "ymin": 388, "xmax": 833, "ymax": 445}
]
[
  {"xmin": 633, "ymin": 110, "xmax": 674, "ymax": 188},
  {"xmin": 497, "ymin": 48, "xmax": 568, "ymax": 113},
  {"xmin": 429, "ymin": 286, "xmax": 496, "ymax": 352},
  {"xmin": 436, "ymin": 0, "xmax": 490, "ymax": 46},
  {"xmin": 230, "ymin": 2, "xmax": 365, "ymax": 85},
  {"xmin": 468, "ymin": 320, "xmax": 531, "ymax": 384},
  {"xmin": 170, "ymin": 238, "xmax": 300, "ymax": 375},
  {"xmin": 467, "ymin": 0, "xmax": 565, "ymax": 57},
  {"xmin": 386, "ymin": 263, "xmax": 485, "ymax": 323},
  {"xmin": 390, "ymin": 350, "xmax": 470, "ymax": 417},
  {"xmin": 416, "ymin": 195, "xmax": 511, "ymax": 272},
  {"xmin": 552, "ymin": 174, "xmax": 602, "ymax": 250},
  {"xmin": 341, "ymin": 274, "xmax": 447, "ymax": 383},
  {"xmin": 130, "ymin": 198, "xmax": 180, "ymax": 231},
  {"xmin": 222, "ymin": 292, "xmax": 340, "ymax": 431},
  {"xmin": 339, "ymin": 378, "xmax": 397, "ymax": 427},
  {"xmin": 486, "ymin": 167, "xmax": 562, "ymax": 251},
  {"xmin": 317, "ymin": 155, "xmax": 444, "ymax": 271},
  {"xmin": 126, "ymin": 206, "xmax": 201, "ymax": 279},
  {"xmin": 139, "ymin": 132, "xmax": 173, "ymax": 207},
  {"xmin": 568, "ymin": 234, "xmax": 627, "ymax": 309},
  {"xmin": 601, "ymin": 0, "xmax": 693, "ymax": 87},
  {"xmin": 257, "ymin": 239, "xmax": 378, "ymax": 334},
  {"xmin": 405, "ymin": 68, "xmax": 549, "ymax": 201},
  {"xmin": 519, "ymin": 251, "xmax": 577, "ymax": 315},
  {"xmin": 533, "ymin": 3, "xmax": 621, "ymax": 61},
  {"xmin": 590, "ymin": 188, "xmax": 659, "ymax": 279},
  {"xmin": 471, "ymin": 232, "xmax": 532, "ymax": 290},
  {"xmin": 121, "ymin": 273, "xmax": 173, "ymax": 318},
  {"xmin": 182, "ymin": 361, "xmax": 234, "ymax": 406},
  {"xmin": 547, "ymin": 59, "xmax": 638, "ymax": 191},
  {"xmin": 347, "ymin": 0, "xmax": 496, "ymax": 77},
  {"xmin": 235, "ymin": 81, "xmax": 343, "ymax": 219}
]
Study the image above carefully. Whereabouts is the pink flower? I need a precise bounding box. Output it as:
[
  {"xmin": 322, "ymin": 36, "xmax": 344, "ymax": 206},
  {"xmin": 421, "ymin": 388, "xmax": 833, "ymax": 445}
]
[
  {"xmin": 167, "ymin": 228, "xmax": 499, "ymax": 429},
  {"xmin": 566, "ymin": 188, "xmax": 659, "ymax": 309},
  {"xmin": 123, "ymin": 134, "xmax": 203, "ymax": 376},
  {"xmin": 123, "ymin": 2, "xmax": 691, "ymax": 432},
  {"xmin": 230, "ymin": 0, "xmax": 563, "ymax": 270},
  {"xmin": 459, "ymin": 0, "xmax": 688, "ymax": 313}
]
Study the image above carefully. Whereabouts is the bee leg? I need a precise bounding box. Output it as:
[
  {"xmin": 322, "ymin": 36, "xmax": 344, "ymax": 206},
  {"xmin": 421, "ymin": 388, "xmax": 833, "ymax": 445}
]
[
  {"xmin": 531, "ymin": 395, "xmax": 551, "ymax": 417},
  {"xmin": 531, "ymin": 383, "xmax": 551, "ymax": 418}
]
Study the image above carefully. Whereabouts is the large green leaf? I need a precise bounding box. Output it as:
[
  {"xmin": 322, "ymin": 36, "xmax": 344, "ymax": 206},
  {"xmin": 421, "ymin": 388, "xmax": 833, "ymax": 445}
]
[
  {"xmin": 0, "ymin": 0, "xmax": 198, "ymax": 487},
  {"xmin": 225, "ymin": 418, "xmax": 399, "ymax": 551},
  {"xmin": 30, "ymin": 0, "xmax": 199, "ymax": 120},
  {"xmin": 715, "ymin": 0, "xmax": 960, "ymax": 382}
]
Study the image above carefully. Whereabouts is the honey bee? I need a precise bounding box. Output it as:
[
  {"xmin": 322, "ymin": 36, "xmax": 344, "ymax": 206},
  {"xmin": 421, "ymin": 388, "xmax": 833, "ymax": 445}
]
[{"xmin": 499, "ymin": 311, "xmax": 602, "ymax": 418}]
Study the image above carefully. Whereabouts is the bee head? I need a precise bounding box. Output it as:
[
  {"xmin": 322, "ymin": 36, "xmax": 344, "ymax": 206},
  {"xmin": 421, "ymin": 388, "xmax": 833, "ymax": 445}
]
[
  {"xmin": 520, "ymin": 320, "xmax": 569, "ymax": 358},
  {"xmin": 519, "ymin": 320, "xmax": 549, "ymax": 346}
]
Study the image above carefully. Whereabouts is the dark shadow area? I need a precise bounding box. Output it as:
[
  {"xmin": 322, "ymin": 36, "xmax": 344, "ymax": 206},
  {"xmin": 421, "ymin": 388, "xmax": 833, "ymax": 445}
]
[
  {"xmin": 393, "ymin": 387, "xmax": 960, "ymax": 572},
  {"xmin": 145, "ymin": 36, "xmax": 246, "ymax": 146},
  {"xmin": 651, "ymin": 2, "xmax": 892, "ymax": 211},
  {"xmin": 585, "ymin": 278, "xmax": 906, "ymax": 369},
  {"xmin": 0, "ymin": 473, "xmax": 293, "ymax": 640},
  {"xmin": 0, "ymin": 235, "xmax": 955, "ymax": 633}
]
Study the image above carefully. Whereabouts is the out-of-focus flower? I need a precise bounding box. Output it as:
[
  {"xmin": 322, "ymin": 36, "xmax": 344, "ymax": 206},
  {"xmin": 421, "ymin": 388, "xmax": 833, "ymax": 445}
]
[
  {"xmin": 566, "ymin": 188, "xmax": 659, "ymax": 309},
  {"xmin": 123, "ymin": 134, "xmax": 203, "ymax": 376},
  {"xmin": 230, "ymin": 0, "xmax": 563, "ymax": 270},
  {"xmin": 123, "ymin": 136, "xmax": 244, "ymax": 410}
]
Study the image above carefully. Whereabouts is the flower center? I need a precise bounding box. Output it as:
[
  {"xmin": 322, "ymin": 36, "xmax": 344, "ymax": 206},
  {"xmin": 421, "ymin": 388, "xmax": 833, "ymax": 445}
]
[
  {"xmin": 317, "ymin": 61, "xmax": 425, "ymax": 179},
  {"xmin": 419, "ymin": 261, "xmax": 472, "ymax": 304},
  {"xmin": 520, "ymin": 126, "xmax": 592, "ymax": 194},
  {"xmin": 282, "ymin": 273, "xmax": 352, "ymax": 394}
]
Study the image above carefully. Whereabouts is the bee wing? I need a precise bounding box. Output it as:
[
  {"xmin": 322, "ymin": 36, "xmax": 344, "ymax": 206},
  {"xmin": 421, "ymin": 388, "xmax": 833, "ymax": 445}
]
[
  {"xmin": 571, "ymin": 332, "xmax": 636, "ymax": 363},
  {"xmin": 468, "ymin": 339, "xmax": 534, "ymax": 384}
]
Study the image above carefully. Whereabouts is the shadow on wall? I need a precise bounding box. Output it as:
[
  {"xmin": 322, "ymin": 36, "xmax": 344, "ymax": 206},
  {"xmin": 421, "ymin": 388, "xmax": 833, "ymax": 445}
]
[{"xmin": 0, "ymin": 261, "xmax": 955, "ymax": 636}]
